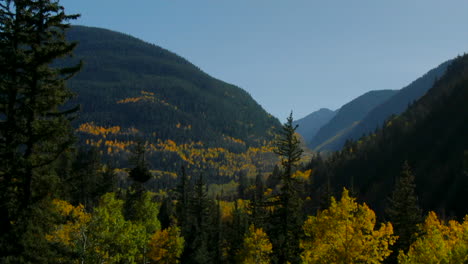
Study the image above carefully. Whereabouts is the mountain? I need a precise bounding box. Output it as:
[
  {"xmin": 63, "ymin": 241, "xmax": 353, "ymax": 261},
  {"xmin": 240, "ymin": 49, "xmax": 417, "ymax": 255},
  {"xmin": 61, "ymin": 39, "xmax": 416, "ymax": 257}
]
[
  {"xmin": 307, "ymin": 55, "xmax": 468, "ymax": 218},
  {"xmin": 66, "ymin": 26, "xmax": 279, "ymax": 145},
  {"xmin": 309, "ymin": 90, "xmax": 398, "ymax": 151},
  {"xmin": 294, "ymin": 108, "xmax": 336, "ymax": 143},
  {"xmin": 332, "ymin": 60, "xmax": 451, "ymax": 149},
  {"xmin": 64, "ymin": 26, "xmax": 281, "ymax": 178}
]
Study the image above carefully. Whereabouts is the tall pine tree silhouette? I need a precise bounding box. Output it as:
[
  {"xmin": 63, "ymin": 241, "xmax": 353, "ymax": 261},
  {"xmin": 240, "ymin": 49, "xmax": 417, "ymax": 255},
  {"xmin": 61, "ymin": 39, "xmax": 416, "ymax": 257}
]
[
  {"xmin": 270, "ymin": 113, "xmax": 304, "ymax": 264},
  {"xmin": 0, "ymin": 0, "xmax": 81, "ymax": 261},
  {"xmin": 385, "ymin": 161, "xmax": 423, "ymax": 263}
]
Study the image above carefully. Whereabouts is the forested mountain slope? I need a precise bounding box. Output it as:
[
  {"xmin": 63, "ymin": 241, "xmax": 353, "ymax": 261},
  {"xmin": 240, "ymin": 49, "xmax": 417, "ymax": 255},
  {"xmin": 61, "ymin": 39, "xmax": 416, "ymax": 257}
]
[
  {"xmin": 294, "ymin": 108, "xmax": 336, "ymax": 143},
  {"xmin": 64, "ymin": 26, "xmax": 281, "ymax": 178},
  {"xmin": 333, "ymin": 60, "xmax": 451, "ymax": 149},
  {"xmin": 309, "ymin": 90, "xmax": 398, "ymax": 151},
  {"xmin": 308, "ymin": 55, "xmax": 468, "ymax": 218},
  {"xmin": 66, "ymin": 26, "xmax": 279, "ymax": 146}
]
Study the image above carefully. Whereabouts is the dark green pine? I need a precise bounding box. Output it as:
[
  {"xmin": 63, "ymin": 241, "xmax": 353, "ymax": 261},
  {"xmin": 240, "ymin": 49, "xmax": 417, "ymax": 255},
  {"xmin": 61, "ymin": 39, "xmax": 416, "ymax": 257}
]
[{"xmin": 385, "ymin": 161, "xmax": 423, "ymax": 263}]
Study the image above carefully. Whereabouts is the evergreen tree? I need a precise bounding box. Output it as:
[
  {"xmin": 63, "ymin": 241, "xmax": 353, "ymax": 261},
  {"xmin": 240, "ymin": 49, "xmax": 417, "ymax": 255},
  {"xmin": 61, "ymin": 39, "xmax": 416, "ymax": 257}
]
[
  {"xmin": 250, "ymin": 173, "xmax": 267, "ymax": 228},
  {"xmin": 183, "ymin": 174, "xmax": 213, "ymax": 264},
  {"xmin": 0, "ymin": 0, "xmax": 80, "ymax": 261},
  {"xmin": 128, "ymin": 140, "xmax": 152, "ymax": 186},
  {"xmin": 174, "ymin": 165, "xmax": 190, "ymax": 229},
  {"xmin": 269, "ymin": 113, "xmax": 304, "ymax": 264},
  {"xmin": 266, "ymin": 165, "xmax": 281, "ymax": 189},
  {"xmin": 65, "ymin": 147, "xmax": 112, "ymax": 208},
  {"xmin": 238, "ymin": 171, "xmax": 248, "ymax": 199},
  {"xmin": 226, "ymin": 199, "xmax": 249, "ymax": 263},
  {"xmin": 385, "ymin": 161, "xmax": 423, "ymax": 263},
  {"xmin": 124, "ymin": 140, "xmax": 152, "ymax": 221}
]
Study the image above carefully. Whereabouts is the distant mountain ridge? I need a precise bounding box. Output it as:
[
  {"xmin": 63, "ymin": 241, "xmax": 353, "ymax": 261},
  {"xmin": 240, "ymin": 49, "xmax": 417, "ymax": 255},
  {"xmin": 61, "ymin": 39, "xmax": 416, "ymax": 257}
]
[
  {"xmin": 309, "ymin": 90, "xmax": 398, "ymax": 151},
  {"xmin": 294, "ymin": 108, "xmax": 336, "ymax": 143},
  {"xmin": 299, "ymin": 60, "xmax": 450, "ymax": 152},
  {"xmin": 335, "ymin": 60, "xmax": 451, "ymax": 149}
]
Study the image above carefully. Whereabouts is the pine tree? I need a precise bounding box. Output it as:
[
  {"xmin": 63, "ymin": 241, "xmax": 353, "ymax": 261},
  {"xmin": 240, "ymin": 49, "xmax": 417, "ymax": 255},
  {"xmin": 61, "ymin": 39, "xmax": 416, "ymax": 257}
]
[
  {"xmin": 269, "ymin": 113, "xmax": 304, "ymax": 264},
  {"xmin": 226, "ymin": 199, "xmax": 249, "ymax": 263},
  {"xmin": 250, "ymin": 173, "xmax": 267, "ymax": 227},
  {"xmin": 128, "ymin": 140, "xmax": 152, "ymax": 186},
  {"xmin": 175, "ymin": 166, "xmax": 190, "ymax": 230},
  {"xmin": 124, "ymin": 140, "xmax": 152, "ymax": 221},
  {"xmin": 0, "ymin": 0, "xmax": 80, "ymax": 261},
  {"xmin": 183, "ymin": 174, "xmax": 213, "ymax": 264},
  {"xmin": 385, "ymin": 161, "xmax": 423, "ymax": 263}
]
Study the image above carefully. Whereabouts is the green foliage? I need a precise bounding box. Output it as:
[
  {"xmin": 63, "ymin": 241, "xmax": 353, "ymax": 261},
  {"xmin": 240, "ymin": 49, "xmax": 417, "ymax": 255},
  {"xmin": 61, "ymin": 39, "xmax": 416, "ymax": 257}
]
[
  {"xmin": 87, "ymin": 193, "xmax": 147, "ymax": 263},
  {"xmin": 128, "ymin": 191, "xmax": 161, "ymax": 234}
]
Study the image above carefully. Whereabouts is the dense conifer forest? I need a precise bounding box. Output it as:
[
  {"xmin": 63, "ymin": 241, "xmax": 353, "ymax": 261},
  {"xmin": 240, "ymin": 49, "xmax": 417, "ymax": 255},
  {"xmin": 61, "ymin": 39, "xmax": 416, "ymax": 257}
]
[{"xmin": 0, "ymin": 1, "xmax": 467, "ymax": 263}]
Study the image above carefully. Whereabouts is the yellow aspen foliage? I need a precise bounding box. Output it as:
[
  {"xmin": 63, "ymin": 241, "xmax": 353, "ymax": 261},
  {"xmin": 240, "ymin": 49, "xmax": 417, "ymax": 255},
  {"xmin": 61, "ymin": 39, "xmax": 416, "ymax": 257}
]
[
  {"xmin": 46, "ymin": 199, "xmax": 91, "ymax": 246},
  {"xmin": 292, "ymin": 169, "xmax": 312, "ymax": 181},
  {"xmin": 237, "ymin": 225, "xmax": 273, "ymax": 264},
  {"xmin": 301, "ymin": 189, "xmax": 396, "ymax": 264},
  {"xmin": 147, "ymin": 226, "xmax": 184, "ymax": 264},
  {"xmin": 398, "ymin": 212, "xmax": 468, "ymax": 264},
  {"xmin": 46, "ymin": 199, "xmax": 91, "ymax": 264}
]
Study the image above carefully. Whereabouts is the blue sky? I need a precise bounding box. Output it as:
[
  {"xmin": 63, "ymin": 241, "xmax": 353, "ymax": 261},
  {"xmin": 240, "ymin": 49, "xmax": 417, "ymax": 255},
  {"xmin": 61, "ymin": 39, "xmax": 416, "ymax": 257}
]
[{"xmin": 60, "ymin": 0, "xmax": 468, "ymax": 120}]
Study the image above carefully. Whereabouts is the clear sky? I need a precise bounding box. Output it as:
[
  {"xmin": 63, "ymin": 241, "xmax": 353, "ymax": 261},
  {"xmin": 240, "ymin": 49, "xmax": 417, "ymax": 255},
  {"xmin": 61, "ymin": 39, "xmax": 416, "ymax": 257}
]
[{"xmin": 60, "ymin": 0, "xmax": 468, "ymax": 120}]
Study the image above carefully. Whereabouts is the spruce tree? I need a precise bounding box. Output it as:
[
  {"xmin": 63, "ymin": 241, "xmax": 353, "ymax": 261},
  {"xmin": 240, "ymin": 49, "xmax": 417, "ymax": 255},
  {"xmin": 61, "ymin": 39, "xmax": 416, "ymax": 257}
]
[
  {"xmin": 385, "ymin": 161, "xmax": 423, "ymax": 263},
  {"xmin": 175, "ymin": 166, "xmax": 190, "ymax": 230},
  {"xmin": 0, "ymin": 0, "xmax": 80, "ymax": 261},
  {"xmin": 250, "ymin": 172, "xmax": 267, "ymax": 227},
  {"xmin": 124, "ymin": 140, "xmax": 152, "ymax": 221},
  {"xmin": 270, "ymin": 113, "xmax": 304, "ymax": 264},
  {"xmin": 184, "ymin": 174, "xmax": 212, "ymax": 264}
]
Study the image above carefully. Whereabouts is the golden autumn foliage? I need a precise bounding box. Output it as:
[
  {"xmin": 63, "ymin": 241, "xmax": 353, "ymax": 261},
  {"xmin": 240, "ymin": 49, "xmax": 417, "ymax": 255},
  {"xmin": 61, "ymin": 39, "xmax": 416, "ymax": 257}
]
[
  {"xmin": 116, "ymin": 90, "xmax": 178, "ymax": 110},
  {"xmin": 78, "ymin": 122, "xmax": 121, "ymax": 137},
  {"xmin": 80, "ymin": 120, "xmax": 278, "ymax": 179},
  {"xmin": 292, "ymin": 169, "xmax": 312, "ymax": 181},
  {"xmin": 147, "ymin": 226, "xmax": 184, "ymax": 264},
  {"xmin": 237, "ymin": 225, "xmax": 273, "ymax": 264},
  {"xmin": 46, "ymin": 199, "xmax": 91, "ymax": 247},
  {"xmin": 398, "ymin": 212, "xmax": 468, "ymax": 264},
  {"xmin": 217, "ymin": 199, "xmax": 250, "ymax": 222},
  {"xmin": 301, "ymin": 189, "xmax": 396, "ymax": 264}
]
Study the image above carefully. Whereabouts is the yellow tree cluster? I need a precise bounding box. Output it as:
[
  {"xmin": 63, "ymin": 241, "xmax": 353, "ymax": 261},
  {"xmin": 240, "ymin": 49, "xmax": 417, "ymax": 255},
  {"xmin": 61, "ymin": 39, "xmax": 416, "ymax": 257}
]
[
  {"xmin": 78, "ymin": 122, "xmax": 121, "ymax": 137},
  {"xmin": 116, "ymin": 90, "xmax": 178, "ymax": 110},
  {"xmin": 46, "ymin": 199, "xmax": 91, "ymax": 249},
  {"xmin": 398, "ymin": 211, "xmax": 468, "ymax": 264},
  {"xmin": 147, "ymin": 226, "xmax": 185, "ymax": 264},
  {"xmin": 301, "ymin": 189, "xmax": 396, "ymax": 264},
  {"xmin": 237, "ymin": 225, "xmax": 273, "ymax": 264}
]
